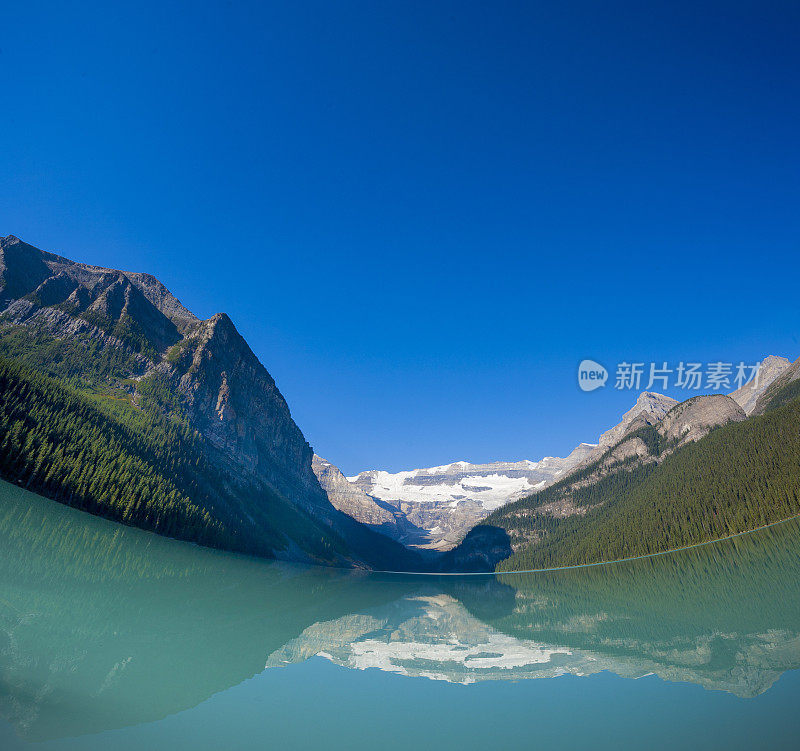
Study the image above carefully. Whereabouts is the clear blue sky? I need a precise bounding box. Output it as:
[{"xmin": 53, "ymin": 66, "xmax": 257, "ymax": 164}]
[{"xmin": 2, "ymin": 1, "xmax": 799, "ymax": 475}]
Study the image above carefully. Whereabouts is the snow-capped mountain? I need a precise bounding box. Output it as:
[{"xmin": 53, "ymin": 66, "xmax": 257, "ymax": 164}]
[{"xmin": 344, "ymin": 445, "xmax": 596, "ymax": 551}]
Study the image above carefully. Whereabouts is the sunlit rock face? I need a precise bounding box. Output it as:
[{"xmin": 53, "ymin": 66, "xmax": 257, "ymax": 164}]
[
  {"xmin": 561, "ymin": 391, "xmax": 678, "ymax": 478},
  {"xmin": 312, "ymin": 455, "xmax": 400, "ymax": 531},
  {"xmin": 658, "ymin": 394, "xmax": 746, "ymax": 446},
  {"xmin": 729, "ymin": 355, "xmax": 791, "ymax": 414},
  {"xmin": 751, "ymin": 355, "xmax": 800, "ymax": 415},
  {"xmin": 596, "ymin": 391, "xmax": 678, "ymax": 451}
]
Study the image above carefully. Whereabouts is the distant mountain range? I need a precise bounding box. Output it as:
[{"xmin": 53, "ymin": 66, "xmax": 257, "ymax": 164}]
[
  {"xmin": 331, "ymin": 393, "xmax": 685, "ymax": 551},
  {"xmin": 2, "ymin": 233, "xmax": 799, "ymax": 573},
  {"xmin": 337, "ymin": 450, "xmax": 596, "ymax": 550},
  {"xmin": 323, "ymin": 356, "xmax": 793, "ymax": 555}
]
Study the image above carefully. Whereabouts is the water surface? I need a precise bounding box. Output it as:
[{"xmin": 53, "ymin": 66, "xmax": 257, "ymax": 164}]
[{"xmin": 1, "ymin": 480, "xmax": 799, "ymax": 749}]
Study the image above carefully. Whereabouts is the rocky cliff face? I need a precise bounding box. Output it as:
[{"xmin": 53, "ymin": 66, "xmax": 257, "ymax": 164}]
[
  {"xmin": 659, "ymin": 394, "xmax": 746, "ymax": 446},
  {"xmin": 597, "ymin": 391, "xmax": 678, "ymax": 453},
  {"xmin": 597, "ymin": 391, "xmax": 677, "ymax": 450},
  {"xmin": 728, "ymin": 355, "xmax": 790, "ymax": 415},
  {"xmin": 553, "ymin": 391, "xmax": 677, "ymax": 481},
  {"xmin": 729, "ymin": 355, "xmax": 791, "ymax": 414},
  {"xmin": 0, "ymin": 235, "xmax": 416, "ymax": 568},
  {"xmin": 165, "ymin": 312, "xmax": 328, "ymax": 513},
  {"xmin": 312, "ymin": 455, "xmax": 400, "ymax": 530}
]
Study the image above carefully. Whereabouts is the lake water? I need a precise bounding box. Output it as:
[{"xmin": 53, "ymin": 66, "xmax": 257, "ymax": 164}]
[{"xmin": 1, "ymin": 479, "xmax": 800, "ymax": 750}]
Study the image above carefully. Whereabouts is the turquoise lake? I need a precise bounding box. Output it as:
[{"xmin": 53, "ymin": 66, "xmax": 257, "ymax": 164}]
[{"xmin": 1, "ymin": 479, "xmax": 800, "ymax": 750}]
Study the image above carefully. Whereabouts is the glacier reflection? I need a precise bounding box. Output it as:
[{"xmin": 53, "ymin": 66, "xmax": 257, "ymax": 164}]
[{"xmin": 269, "ymin": 520, "xmax": 800, "ymax": 697}]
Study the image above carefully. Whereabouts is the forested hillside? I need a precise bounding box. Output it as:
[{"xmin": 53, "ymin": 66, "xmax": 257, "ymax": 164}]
[
  {"xmin": 0, "ymin": 356, "xmax": 353, "ymax": 562},
  {"xmin": 449, "ymin": 384, "xmax": 800, "ymax": 572}
]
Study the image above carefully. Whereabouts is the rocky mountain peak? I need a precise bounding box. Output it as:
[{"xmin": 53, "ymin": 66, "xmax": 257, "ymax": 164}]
[
  {"xmin": 0, "ymin": 235, "xmax": 57, "ymax": 304},
  {"xmin": 597, "ymin": 391, "xmax": 677, "ymax": 450},
  {"xmin": 751, "ymin": 356, "xmax": 800, "ymax": 415},
  {"xmin": 312, "ymin": 455, "xmax": 400, "ymax": 531},
  {"xmin": 0, "ymin": 237, "xmax": 338, "ymax": 534},
  {"xmin": 730, "ymin": 355, "xmax": 791, "ymax": 414},
  {"xmin": 0, "ymin": 235, "xmax": 198, "ymax": 336}
]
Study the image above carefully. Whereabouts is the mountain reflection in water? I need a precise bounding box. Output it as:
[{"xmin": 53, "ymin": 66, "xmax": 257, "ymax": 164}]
[{"xmin": 1, "ymin": 479, "xmax": 799, "ymax": 743}]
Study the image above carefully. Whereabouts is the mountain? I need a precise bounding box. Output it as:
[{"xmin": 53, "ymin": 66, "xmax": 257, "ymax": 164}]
[
  {"xmin": 555, "ymin": 391, "xmax": 677, "ymax": 480},
  {"xmin": 0, "ymin": 235, "xmax": 417, "ymax": 569},
  {"xmin": 311, "ymin": 455, "xmax": 403, "ymax": 532},
  {"xmin": 337, "ymin": 392, "xmax": 680, "ymax": 552},
  {"xmin": 328, "ymin": 392, "xmax": 715, "ymax": 552},
  {"xmin": 752, "ymin": 356, "xmax": 800, "ymax": 415},
  {"xmin": 730, "ymin": 355, "xmax": 791, "ymax": 414},
  {"xmin": 596, "ymin": 391, "xmax": 677, "ymax": 450},
  {"xmin": 659, "ymin": 393, "xmax": 745, "ymax": 444},
  {"xmin": 345, "ymin": 446, "xmax": 596, "ymax": 551},
  {"xmin": 446, "ymin": 378, "xmax": 800, "ymax": 572},
  {"xmin": 3, "ymin": 234, "xmax": 795, "ymax": 574}
]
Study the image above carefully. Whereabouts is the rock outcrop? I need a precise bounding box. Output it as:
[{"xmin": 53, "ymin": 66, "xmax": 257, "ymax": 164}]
[
  {"xmin": 312, "ymin": 455, "xmax": 400, "ymax": 530},
  {"xmin": 597, "ymin": 391, "xmax": 678, "ymax": 450},
  {"xmin": 751, "ymin": 356, "xmax": 800, "ymax": 415},
  {"xmin": 658, "ymin": 394, "xmax": 746, "ymax": 446},
  {"xmin": 560, "ymin": 391, "xmax": 677, "ymax": 479},
  {"xmin": 729, "ymin": 355, "xmax": 791, "ymax": 414}
]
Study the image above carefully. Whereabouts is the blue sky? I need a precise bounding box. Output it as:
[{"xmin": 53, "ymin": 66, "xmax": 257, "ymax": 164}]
[{"xmin": 2, "ymin": 1, "xmax": 799, "ymax": 475}]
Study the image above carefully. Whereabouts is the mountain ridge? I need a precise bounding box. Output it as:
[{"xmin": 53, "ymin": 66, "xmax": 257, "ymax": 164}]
[
  {"xmin": 326, "ymin": 363, "xmax": 786, "ymax": 554},
  {"xmin": 445, "ymin": 362, "xmax": 800, "ymax": 572}
]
